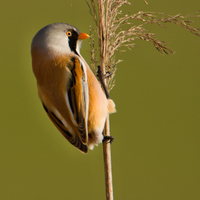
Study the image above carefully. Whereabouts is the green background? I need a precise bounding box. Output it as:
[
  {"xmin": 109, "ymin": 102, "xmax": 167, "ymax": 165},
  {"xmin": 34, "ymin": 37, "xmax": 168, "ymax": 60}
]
[{"xmin": 1, "ymin": 0, "xmax": 199, "ymax": 199}]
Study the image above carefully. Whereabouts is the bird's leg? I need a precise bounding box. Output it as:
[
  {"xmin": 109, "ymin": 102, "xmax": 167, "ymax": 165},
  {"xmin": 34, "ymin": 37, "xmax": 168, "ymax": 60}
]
[
  {"xmin": 98, "ymin": 67, "xmax": 113, "ymax": 79},
  {"xmin": 103, "ymin": 135, "xmax": 114, "ymax": 144},
  {"xmin": 105, "ymin": 71, "xmax": 113, "ymax": 79},
  {"xmin": 97, "ymin": 66, "xmax": 110, "ymax": 99}
]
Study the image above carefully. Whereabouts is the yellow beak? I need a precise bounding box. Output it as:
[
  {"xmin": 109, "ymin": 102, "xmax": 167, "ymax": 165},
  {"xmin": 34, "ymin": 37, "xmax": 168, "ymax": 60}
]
[{"xmin": 78, "ymin": 32, "xmax": 90, "ymax": 40}]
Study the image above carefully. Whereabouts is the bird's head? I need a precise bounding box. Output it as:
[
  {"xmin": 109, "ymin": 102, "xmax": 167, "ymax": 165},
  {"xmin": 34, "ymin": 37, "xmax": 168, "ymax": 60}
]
[{"xmin": 31, "ymin": 23, "xmax": 89, "ymax": 59}]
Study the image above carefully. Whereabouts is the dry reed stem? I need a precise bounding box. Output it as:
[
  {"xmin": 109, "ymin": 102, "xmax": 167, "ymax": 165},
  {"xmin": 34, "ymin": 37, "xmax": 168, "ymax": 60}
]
[
  {"xmin": 97, "ymin": 1, "xmax": 114, "ymax": 199},
  {"xmin": 86, "ymin": 1, "xmax": 200, "ymax": 199},
  {"xmin": 103, "ymin": 117, "xmax": 113, "ymax": 200}
]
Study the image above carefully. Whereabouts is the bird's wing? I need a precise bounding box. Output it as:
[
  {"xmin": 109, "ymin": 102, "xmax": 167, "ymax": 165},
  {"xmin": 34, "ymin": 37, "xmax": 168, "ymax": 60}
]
[
  {"xmin": 66, "ymin": 57, "xmax": 89, "ymax": 145},
  {"xmin": 40, "ymin": 56, "xmax": 89, "ymax": 153},
  {"xmin": 42, "ymin": 103, "xmax": 88, "ymax": 154}
]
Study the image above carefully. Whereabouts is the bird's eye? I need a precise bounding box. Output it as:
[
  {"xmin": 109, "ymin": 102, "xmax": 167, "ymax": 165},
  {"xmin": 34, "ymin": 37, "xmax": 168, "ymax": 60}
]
[{"xmin": 66, "ymin": 31, "xmax": 72, "ymax": 37}]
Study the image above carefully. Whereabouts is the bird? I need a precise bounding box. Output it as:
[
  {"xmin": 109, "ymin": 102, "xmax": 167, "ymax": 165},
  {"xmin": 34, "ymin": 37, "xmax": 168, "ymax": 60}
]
[{"xmin": 31, "ymin": 23, "xmax": 116, "ymax": 153}]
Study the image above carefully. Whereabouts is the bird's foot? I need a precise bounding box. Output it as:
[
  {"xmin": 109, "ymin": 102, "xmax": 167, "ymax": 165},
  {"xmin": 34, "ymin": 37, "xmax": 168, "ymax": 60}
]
[
  {"xmin": 103, "ymin": 135, "xmax": 114, "ymax": 144},
  {"xmin": 97, "ymin": 66, "xmax": 112, "ymax": 79}
]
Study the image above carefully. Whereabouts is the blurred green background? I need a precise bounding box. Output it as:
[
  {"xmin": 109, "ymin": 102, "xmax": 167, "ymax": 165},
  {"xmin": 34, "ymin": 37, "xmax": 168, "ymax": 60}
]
[{"xmin": 0, "ymin": 0, "xmax": 199, "ymax": 199}]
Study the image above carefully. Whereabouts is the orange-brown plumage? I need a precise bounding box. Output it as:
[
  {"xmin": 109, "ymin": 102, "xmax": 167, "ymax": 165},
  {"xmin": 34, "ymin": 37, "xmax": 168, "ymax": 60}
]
[{"xmin": 31, "ymin": 23, "xmax": 115, "ymax": 153}]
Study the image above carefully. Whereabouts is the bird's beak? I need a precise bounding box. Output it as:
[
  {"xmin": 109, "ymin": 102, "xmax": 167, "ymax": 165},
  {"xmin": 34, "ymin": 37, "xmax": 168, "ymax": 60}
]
[{"xmin": 78, "ymin": 32, "xmax": 90, "ymax": 40}]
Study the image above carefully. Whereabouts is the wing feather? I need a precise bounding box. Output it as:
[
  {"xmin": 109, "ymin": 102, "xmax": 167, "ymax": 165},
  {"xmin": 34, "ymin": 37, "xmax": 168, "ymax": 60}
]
[
  {"xmin": 42, "ymin": 103, "xmax": 88, "ymax": 153},
  {"xmin": 67, "ymin": 57, "xmax": 89, "ymax": 144}
]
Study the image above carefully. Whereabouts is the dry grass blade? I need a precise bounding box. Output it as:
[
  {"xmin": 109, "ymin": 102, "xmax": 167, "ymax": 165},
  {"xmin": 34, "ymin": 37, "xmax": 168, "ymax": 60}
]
[
  {"xmin": 86, "ymin": 0, "xmax": 99, "ymax": 28},
  {"xmin": 87, "ymin": 1, "xmax": 200, "ymax": 91}
]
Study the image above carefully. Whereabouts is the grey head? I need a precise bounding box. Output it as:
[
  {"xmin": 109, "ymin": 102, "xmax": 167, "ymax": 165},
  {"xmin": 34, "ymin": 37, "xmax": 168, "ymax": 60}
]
[{"xmin": 31, "ymin": 23, "xmax": 82, "ymax": 57}]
